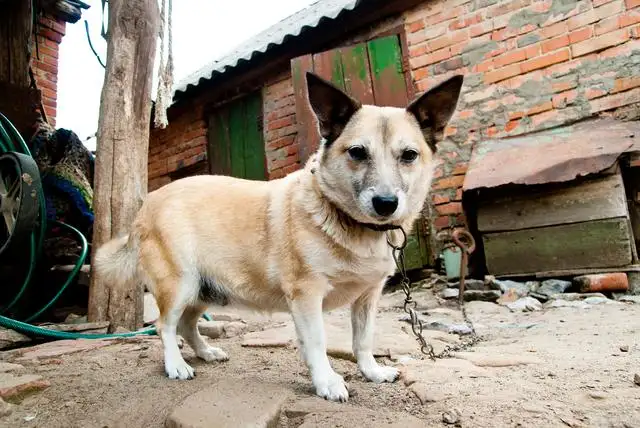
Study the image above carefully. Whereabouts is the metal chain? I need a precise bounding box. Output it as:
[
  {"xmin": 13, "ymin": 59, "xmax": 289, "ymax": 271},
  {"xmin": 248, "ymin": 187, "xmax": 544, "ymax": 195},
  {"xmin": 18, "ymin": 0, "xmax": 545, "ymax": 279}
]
[{"xmin": 387, "ymin": 227, "xmax": 482, "ymax": 360}]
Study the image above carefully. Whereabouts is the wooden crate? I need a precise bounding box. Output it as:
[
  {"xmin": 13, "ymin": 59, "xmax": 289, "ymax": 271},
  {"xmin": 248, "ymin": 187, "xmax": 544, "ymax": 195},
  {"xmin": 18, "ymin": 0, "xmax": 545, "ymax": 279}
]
[{"xmin": 478, "ymin": 170, "xmax": 635, "ymax": 276}]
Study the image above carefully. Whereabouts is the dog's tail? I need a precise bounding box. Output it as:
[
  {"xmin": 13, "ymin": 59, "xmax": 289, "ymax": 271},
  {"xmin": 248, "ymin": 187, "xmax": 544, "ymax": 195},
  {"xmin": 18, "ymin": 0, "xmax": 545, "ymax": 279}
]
[{"xmin": 93, "ymin": 233, "xmax": 139, "ymax": 288}]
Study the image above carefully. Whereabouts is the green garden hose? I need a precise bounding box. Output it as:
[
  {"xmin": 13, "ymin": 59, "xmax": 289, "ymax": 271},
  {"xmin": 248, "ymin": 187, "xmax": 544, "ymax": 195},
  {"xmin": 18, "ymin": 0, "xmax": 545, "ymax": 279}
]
[{"xmin": 0, "ymin": 113, "xmax": 168, "ymax": 340}]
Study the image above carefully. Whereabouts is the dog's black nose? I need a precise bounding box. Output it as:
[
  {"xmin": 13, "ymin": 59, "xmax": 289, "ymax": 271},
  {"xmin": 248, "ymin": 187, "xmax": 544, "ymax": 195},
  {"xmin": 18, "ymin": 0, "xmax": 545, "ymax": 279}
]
[{"xmin": 372, "ymin": 195, "xmax": 398, "ymax": 217}]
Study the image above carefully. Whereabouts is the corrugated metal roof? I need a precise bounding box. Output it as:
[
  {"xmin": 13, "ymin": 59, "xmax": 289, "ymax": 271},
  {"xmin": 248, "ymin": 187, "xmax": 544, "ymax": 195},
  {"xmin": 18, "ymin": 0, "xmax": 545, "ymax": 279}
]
[
  {"xmin": 463, "ymin": 118, "xmax": 640, "ymax": 191},
  {"xmin": 173, "ymin": 0, "xmax": 362, "ymax": 98}
]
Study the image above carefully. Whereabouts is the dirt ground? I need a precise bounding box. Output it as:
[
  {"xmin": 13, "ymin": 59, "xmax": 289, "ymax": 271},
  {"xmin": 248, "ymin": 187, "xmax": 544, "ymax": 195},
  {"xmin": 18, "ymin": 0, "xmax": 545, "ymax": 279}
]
[{"xmin": 0, "ymin": 288, "xmax": 639, "ymax": 428}]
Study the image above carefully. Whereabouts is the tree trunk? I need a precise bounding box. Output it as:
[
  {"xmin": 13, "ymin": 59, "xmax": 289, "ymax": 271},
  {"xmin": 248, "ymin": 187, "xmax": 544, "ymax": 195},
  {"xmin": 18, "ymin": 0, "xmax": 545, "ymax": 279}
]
[{"xmin": 88, "ymin": 0, "xmax": 159, "ymax": 331}]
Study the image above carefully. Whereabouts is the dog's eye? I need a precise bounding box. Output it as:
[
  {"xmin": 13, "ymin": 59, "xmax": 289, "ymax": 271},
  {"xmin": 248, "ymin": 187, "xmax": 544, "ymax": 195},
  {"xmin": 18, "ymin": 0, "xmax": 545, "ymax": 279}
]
[
  {"xmin": 401, "ymin": 149, "xmax": 419, "ymax": 163},
  {"xmin": 347, "ymin": 146, "xmax": 368, "ymax": 161}
]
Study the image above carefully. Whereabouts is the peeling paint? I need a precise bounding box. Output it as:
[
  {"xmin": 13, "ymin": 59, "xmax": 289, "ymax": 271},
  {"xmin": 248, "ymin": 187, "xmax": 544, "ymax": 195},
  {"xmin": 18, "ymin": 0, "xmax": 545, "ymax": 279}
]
[
  {"xmin": 508, "ymin": 0, "xmax": 580, "ymax": 29},
  {"xmin": 462, "ymin": 41, "xmax": 498, "ymax": 67}
]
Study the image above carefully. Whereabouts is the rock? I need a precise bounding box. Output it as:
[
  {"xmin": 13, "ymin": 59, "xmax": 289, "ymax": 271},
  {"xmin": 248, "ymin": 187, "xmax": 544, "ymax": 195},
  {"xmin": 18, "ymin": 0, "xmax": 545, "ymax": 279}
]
[
  {"xmin": 14, "ymin": 339, "xmax": 113, "ymax": 362},
  {"xmin": 449, "ymin": 279, "xmax": 484, "ymax": 290},
  {"xmin": 410, "ymin": 386, "xmax": 447, "ymax": 404},
  {"xmin": 440, "ymin": 288, "xmax": 459, "ymax": 299},
  {"xmin": 619, "ymin": 295, "xmax": 640, "ymax": 304},
  {"xmin": 505, "ymin": 297, "xmax": 543, "ymax": 312},
  {"xmin": 620, "ymin": 345, "xmax": 629, "ymax": 352},
  {"xmin": 0, "ymin": 328, "xmax": 30, "ymax": 350},
  {"xmin": 241, "ymin": 325, "xmax": 294, "ymax": 348},
  {"xmin": 64, "ymin": 313, "xmax": 86, "ymax": 324},
  {"xmin": 223, "ymin": 321, "xmax": 247, "ymax": 338},
  {"xmin": 453, "ymin": 351, "xmax": 542, "ymax": 367},
  {"xmin": 43, "ymin": 321, "xmax": 110, "ymax": 335},
  {"xmin": 298, "ymin": 409, "xmax": 426, "ymax": 427},
  {"xmin": 0, "ymin": 374, "xmax": 50, "ymax": 401},
  {"xmin": 538, "ymin": 279, "xmax": 572, "ymax": 296},
  {"xmin": 525, "ymin": 281, "xmax": 540, "ymax": 292},
  {"xmin": 544, "ymin": 299, "xmax": 590, "ymax": 309},
  {"xmin": 551, "ymin": 292, "xmax": 606, "ymax": 301},
  {"xmin": 283, "ymin": 397, "xmax": 347, "ymax": 419},
  {"xmin": 463, "ymin": 290, "xmax": 501, "ymax": 302},
  {"xmin": 165, "ymin": 379, "xmax": 291, "ymax": 428},
  {"xmin": 442, "ymin": 408, "xmax": 461, "ymax": 425},
  {"xmin": 0, "ymin": 363, "xmax": 24, "ymax": 373},
  {"xmin": 634, "ymin": 373, "xmax": 640, "ymax": 386},
  {"xmin": 574, "ymin": 273, "xmax": 628, "ymax": 293},
  {"xmin": 425, "ymin": 321, "xmax": 472, "ymax": 336},
  {"xmin": 197, "ymin": 321, "xmax": 225, "ymax": 339},
  {"xmin": 493, "ymin": 279, "xmax": 530, "ymax": 297},
  {"xmin": 588, "ymin": 391, "xmax": 608, "ymax": 400},
  {"xmin": 529, "ymin": 291, "xmax": 550, "ymax": 302},
  {"xmin": 583, "ymin": 296, "xmax": 613, "ymax": 305},
  {"xmin": 0, "ymin": 397, "xmax": 14, "ymax": 417},
  {"xmin": 144, "ymin": 293, "xmax": 160, "ymax": 324}
]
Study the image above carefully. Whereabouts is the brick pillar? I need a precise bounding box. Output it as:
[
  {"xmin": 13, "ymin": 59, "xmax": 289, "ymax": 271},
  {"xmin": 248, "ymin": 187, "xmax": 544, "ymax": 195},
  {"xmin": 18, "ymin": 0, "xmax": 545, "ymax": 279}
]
[{"xmin": 31, "ymin": 15, "xmax": 66, "ymax": 126}]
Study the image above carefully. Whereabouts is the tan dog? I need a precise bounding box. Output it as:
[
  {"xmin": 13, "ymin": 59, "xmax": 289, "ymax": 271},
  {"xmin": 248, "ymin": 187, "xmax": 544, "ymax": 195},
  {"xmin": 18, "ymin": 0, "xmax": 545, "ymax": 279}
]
[{"xmin": 94, "ymin": 72, "xmax": 463, "ymax": 402}]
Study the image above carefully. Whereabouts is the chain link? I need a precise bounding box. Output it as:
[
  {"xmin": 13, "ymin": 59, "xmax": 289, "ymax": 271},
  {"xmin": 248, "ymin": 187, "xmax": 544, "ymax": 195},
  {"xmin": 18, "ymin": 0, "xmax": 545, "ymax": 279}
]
[{"xmin": 387, "ymin": 227, "xmax": 481, "ymax": 360}]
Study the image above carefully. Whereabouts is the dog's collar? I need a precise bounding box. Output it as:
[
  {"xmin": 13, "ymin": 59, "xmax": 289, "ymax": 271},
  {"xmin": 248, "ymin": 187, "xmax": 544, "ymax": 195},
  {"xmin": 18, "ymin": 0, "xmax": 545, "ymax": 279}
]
[{"xmin": 334, "ymin": 206, "xmax": 401, "ymax": 233}]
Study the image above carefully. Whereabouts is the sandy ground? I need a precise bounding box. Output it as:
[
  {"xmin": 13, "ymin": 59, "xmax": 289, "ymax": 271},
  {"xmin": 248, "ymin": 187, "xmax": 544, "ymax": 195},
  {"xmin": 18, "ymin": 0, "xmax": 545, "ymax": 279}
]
[{"xmin": 0, "ymin": 288, "xmax": 639, "ymax": 428}]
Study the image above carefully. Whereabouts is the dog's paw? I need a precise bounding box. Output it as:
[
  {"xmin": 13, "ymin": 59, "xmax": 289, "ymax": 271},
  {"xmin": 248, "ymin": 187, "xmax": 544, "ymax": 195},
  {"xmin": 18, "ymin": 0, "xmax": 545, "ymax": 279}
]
[
  {"xmin": 165, "ymin": 359, "xmax": 195, "ymax": 380},
  {"xmin": 314, "ymin": 372, "xmax": 349, "ymax": 402},
  {"xmin": 197, "ymin": 346, "xmax": 229, "ymax": 363},
  {"xmin": 362, "ymin": 365, "xmax": 399, "ymax": 383}
]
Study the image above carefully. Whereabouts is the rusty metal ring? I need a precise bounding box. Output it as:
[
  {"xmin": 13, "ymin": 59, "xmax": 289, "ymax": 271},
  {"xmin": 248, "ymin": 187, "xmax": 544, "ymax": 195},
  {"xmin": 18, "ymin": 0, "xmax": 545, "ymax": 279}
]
[{"xmin": 452, "ymin": 228, "xmax": 476, "ymax": 254}]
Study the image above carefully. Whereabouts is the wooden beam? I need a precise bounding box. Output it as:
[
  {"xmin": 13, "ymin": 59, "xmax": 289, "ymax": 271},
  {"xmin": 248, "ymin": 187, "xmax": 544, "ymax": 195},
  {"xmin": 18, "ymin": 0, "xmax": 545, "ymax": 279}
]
[
  {"xmin": 88, "ymin": 0, "xmax": 159, "ymax": 331},
  {"xmin": 0, "ymin": 0, "xmax": 32, "ymax": 86}
]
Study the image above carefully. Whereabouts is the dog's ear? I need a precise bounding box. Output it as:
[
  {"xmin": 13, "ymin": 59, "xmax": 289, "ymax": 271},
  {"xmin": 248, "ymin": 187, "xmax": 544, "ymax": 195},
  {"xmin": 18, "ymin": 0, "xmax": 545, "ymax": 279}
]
[
  {"xmin": 407, "ymin": 75, "xmax": 464, "ymax": 152},
  {"xmin": 306, "ymin": 72, "xmax": 361, "ymax": 144}
]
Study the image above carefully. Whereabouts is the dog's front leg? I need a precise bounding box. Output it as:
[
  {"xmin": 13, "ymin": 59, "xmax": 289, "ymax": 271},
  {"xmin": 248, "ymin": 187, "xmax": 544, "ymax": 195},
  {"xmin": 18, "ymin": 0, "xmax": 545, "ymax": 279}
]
[
  {"xmin": 351, "ymin": 285, "xmax": 399, "ymax": 383},
  {"xmin": 289, "ymin": 291, "xmax": 349, "ymax": 402}
]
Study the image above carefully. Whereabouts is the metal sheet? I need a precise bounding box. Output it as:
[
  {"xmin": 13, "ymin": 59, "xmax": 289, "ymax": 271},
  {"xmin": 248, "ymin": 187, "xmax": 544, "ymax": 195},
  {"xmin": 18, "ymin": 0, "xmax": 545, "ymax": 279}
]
[{"xmin": 464, "ymin": 118, "xmax": 640, "ymax": 191}]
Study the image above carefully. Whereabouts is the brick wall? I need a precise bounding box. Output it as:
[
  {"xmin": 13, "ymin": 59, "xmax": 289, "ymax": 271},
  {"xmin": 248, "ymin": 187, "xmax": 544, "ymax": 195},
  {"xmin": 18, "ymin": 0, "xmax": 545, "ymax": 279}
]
[
  {"xmin": 263, "ymin": 72, "xmax": 300, "ymax": 179},
  {"xmin": 404, "ymin": 0, "xmax": 640, "ymax": 231},
  {"xmin": 31, "ymin": 15, "xmax": 66, "ymax": 126}
]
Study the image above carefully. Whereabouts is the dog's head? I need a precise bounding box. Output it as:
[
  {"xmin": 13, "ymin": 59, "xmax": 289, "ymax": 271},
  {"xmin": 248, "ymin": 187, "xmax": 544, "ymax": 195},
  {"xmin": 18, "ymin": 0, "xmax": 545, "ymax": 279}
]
[{"xmin": 306, "ymin": 72, "xmax": 463, "ymax": 227}]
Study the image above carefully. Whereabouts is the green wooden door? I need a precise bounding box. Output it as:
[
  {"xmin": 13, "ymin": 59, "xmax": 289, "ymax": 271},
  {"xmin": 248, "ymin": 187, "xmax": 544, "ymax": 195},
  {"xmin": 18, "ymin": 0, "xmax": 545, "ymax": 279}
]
[
  {"xmin": 291, "ymin": 35, "xmax": 432, "ymax": 270},
  {"xmin": 207, "ymin": 91, "xmax": 266, "ymax": 180}
]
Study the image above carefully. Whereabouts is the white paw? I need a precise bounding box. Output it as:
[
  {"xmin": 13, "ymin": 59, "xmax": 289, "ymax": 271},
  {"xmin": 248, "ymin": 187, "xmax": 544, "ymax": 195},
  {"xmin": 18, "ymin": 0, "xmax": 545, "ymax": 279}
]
[
  {"xmin": 362, "ymin": 365, "xmax": 399, "ymax": 383},
  {"xmin": 314, "ymin": 372, "xmax": 349, "ymax": 402},
  {"xmin": 165, "ymin": 358, "xmax": 195, "ymax": 380},
  {"xmin": 197, "ymin": 346, "xmax": 229, "ymax": 362}
]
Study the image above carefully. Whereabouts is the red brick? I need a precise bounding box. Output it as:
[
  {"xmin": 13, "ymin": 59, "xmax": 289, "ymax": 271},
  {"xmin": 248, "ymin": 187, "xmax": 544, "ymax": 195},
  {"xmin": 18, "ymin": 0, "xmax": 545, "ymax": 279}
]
[
  {"xmin": 626, "ymin": 0, "xmax": 640, "ymax": 8},
  {"xmin": 571, "ymin": 28, "xmax": 630, "ymax": 57},
  {"xmin": 433, "ymin": 215, "xmax": 451, "ymax": 229},
  {"xmin": 283, "ymin": 163, "xmax": 301, "ymax": 175},
  {"xmin": 521, "ymin": 49, "xmax": 570, "ymax": 73},
  {"xmin": 491, "ymin": 27, "xmax": 518, "ymax": 42},
  {"xmin": 413, "ymin": 67, "xmax": 430, "ymax": 81},
  {"xmin": 38, "ymin": 28, "xmax": 63, "ymax": 43},
  {"xmin": 34, "ymin": 60, "xmax": 57, "ymax": 75},
  {"xmin": 410, "ymin": 43, "xmax": 430, "ymax": 58},
  {"xmin": 41, "ymin": 87, "xmax": 57, "ymax": 100},
  {"xmin": 632, "ymin": 24, "xmax": 640, "ymax": 37},
  {"xmin": 37, "ymin": 45, "xmax": 59, "ymax": 59},
  {"xmin": 493, "ymin": 49, "xmax": 526, "ymax": 68},
  {"xmin": 469, "ymin": 21, "xmax": 494, "ymax": 38},
  {"xmin": 428, "ymin": 29, "xmax": 468, "ymax": 51},
  {"xmin": 484, "ymin": 63, "xmax": 521, "ymax": 84},
  {"xmin": 433, "ymin": 193, "xmax": 450, "ymax": 205},
  {"xmin": 410, "ymin": 48, "xmax": 452, "ymax": 69},
  {"xmin": 452, "ymin": 162, "xmax": 468, "ymax": 175},
  {"xmin": 488, "ymin": 0, "xmax": 532, "ymax": 17},
  {"xmin": 269, "ymin": 168, "xmax": 286, "ymax": 180},
  {"xmin": 449, "ymin": 13, "xmax": 482, "ymax": 31},
  {"xmin": 540, "ymin": 21, "xmax": 568, "ymax": 39},
  {"xmin": 408, "ymin": 20, "xmax": 425, "ymax": 33},
  {"xmin": 269, "ymin": 154, "xmax": 298, "ymax": 170},
  {"xmin": 585, "ymin": 87, "xmax": 608, "ymax": 99},
  {"xmin": 267, "ymin": 115, "xmax": 294, "ymax": 131},
  {"xmin": 504, "ymin": 119, "xmax": 521, "ymax": 132},
  {"xmin": 542, "ymin": 35, "xmax": 570, "ymax": 53},
  {"xmin": 552, "ymin": 89, "xmax": 578, "ymax": 108},
  {"xmin": 590, "ymin": 87, "xmax": 640, "ymax": 112},
  {"xmin": 476, "ymin": 59, "xmax": 493, "ymax": 72},
  {"xmin": 454, "ymin": 187, "xmax": 463, "ymax": 201},
  {"xmin": 436, "ymin": 202, "xmax": 463, "ymax": 215},
  {"xmin": 266, "ymin": 135, "xmax": 295, "ymax": 151},
  {"xmin": 612, "ymin": 76, "xmax": 640, "ymax": 93},
  {"xmin": 594, "ymin": 0, "xmax": 618, "ymax": 5},
  {"xmin": 620, "ymin": 9, "xmax": 640, "ymax": 27},
  {"xmin": 432, "ymin": 175, "xmax": 465, "ymax": 190},
  {"xmin": 42, "ymin": 97, "xmax": 57, "ymax": 108}
]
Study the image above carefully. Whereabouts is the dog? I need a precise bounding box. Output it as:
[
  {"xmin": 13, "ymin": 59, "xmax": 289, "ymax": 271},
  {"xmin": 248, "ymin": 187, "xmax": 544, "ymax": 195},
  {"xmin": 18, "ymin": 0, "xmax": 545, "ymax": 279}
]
[{"xmin": 94, "ymin": 71, "xmax": 463, "ymax": 402}]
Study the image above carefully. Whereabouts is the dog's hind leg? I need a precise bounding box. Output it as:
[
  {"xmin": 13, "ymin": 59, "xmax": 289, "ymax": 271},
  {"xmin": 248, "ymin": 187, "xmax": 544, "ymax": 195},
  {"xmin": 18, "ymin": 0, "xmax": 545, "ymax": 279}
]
[
  {"xmin": 178, "ymin": 305, "xmax": 229, "ymax": 363},
  {"xmin": 351, "ymin": 283, "xmax": 399, "ymax": 383},
  {"xmin": 155, "ymin": 273, "xmax": 198, "ymax": 380}
]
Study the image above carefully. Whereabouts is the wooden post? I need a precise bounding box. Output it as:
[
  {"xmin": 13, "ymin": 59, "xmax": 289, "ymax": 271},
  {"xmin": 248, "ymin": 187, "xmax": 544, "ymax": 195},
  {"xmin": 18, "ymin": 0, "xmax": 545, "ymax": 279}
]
[
  {"xmin": 88, "ymin": 0, "xmax": 159, "ymax": 331},
  {"xmin": 0, "ymin": 0, "xmax": 31, "ymax": 86}
]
